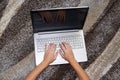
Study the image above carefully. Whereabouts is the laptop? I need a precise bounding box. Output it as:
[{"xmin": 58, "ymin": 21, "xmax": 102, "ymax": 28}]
[{"xmin": 30, "ymin": 6, "xmax": 89, "ymax": 65}]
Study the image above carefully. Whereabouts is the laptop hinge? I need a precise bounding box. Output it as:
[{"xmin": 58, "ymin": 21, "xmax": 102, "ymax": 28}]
[{"xmin": 37, "ymin": 29, "xmax": 80, "ymax": 35}]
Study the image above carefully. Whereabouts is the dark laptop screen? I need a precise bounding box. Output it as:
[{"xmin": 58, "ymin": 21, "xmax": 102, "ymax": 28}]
[{"xmin": 31, "ymin": 7, "xmax": 89, "ymax": 33}]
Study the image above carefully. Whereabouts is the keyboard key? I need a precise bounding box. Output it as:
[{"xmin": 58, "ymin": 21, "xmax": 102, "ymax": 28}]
[{"xmin": 36, "ymin": 34, "xmax": 84, "ymax": 52}]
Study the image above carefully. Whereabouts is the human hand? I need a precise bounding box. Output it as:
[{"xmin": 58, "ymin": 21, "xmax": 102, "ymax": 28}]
[
  {"xmin": 59, "ymin": 42, "xmax": 76, "ymax": 63},
  {"xmin": 43, "ymin": 43, "xmax": 58, "ymax": 65},
  {"xmin": 56, "ymin": 10, "xmax": 66, "ymax": 23},
  {"xmin": 39, "ymin": 11, "xmax": 52, "ymax": 23}
]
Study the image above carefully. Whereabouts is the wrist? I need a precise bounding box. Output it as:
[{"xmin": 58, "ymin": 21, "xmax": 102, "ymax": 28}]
[
  {"xmin": 69, "ymin": 59, "xmax": 78, "ymax": 65},
  {"xmin": 40, "ymin": 60, "xmax": 49, "ymax": 67}
]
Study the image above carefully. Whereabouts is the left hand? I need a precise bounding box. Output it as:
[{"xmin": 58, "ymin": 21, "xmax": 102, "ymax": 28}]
[
  {"xmin": 43, "ymin": 43, "xmax": 58, "ymax": 65},
  {"xmin": 56, "ymin": 10, "xmax": 66, "ymax": 23}
]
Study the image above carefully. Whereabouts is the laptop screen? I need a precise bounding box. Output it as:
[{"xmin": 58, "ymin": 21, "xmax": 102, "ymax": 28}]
[{"xmin": 31, "ymin": 7, "xmax": 89, "ymax": 33}]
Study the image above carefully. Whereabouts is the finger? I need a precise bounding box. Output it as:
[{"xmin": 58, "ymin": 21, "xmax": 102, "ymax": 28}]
[
  {"xmin": 60, "ymin": 16, "xmax": 63, "ymax": 22},
  {"xmin": 64, "ymin": 42, "xmax": 69, "ymax": 45},
  {"xmin": 50, "ymin": 43, "xmax": 56, "ymax": 52},
  {"xmin": 55, "ymin": 50, "xmax": 59, "ymax": 58},
  {"xmin": 60, "ymin": 52, "xmax": 64, "ymax": 58},
  {"xmin": 46, "ymin": 16, "xmax": 50, "ymax": 23},
  {"xmin": 60, "ymin": 43, "xmax": 66, "ymax": 51},
  {"xmin": 44, "ymin": 17, "xmax": 48, "ymax": 23},
  {"xmin": 44, "ymin": 44, "xmax": 47, "ymax": 52},
  {"xmin": 60, "ymin": 15, "xmax": 63, "ymax": 22},
  {"xmin": 55, "ymin": 13, "xmax": 58, "ymax": 21},
  {"xmin": 64, "ymin": 42, "xmax": 71, "ymax": 49},
  {"xmin": 62, "ymin": 42, "xmax": 67, "ymax": 49},
  {"xmin": 59, "ymin": 49, "xmax": 64, "ymax": 58},
  {"xmin": 51, "ymin": 43, "xmax": 56, "ymax": 49},
  {"xmin": 61, "ymin": 16, "xmax": 64, "ymax": 22},
  {"xmin": 44, "ymin": 44, "xmax": 49, "ymax": 58},
  {"xmin": 47, "ymin": 43, "xmax": 52, "ymax": 51},
  {"xmin": 48, "ymin": 16, "xmax": 51, "ymax": 23},
  {"xmin": 57, "ymin": 15, "xmax": 60, "ymax": 22},
  {"xmin": 46, "ymin": 14, "xmax": 52, "ymax": 23},
  {"xmin": 63, "ymin": 15, "xmax": 65, "ymax": 22},
  {"xmin": 41, "ymin": 16, "xmax": 46, "ymax": 23}
]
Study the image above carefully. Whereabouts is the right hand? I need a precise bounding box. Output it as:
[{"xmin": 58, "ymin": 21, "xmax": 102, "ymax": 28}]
[
  {"xmin": 39, "ymin": 11, "xmax": 52, "ymax": 23},
  {"xmin": 59, "ymin": 42, "xmax": 76, "ymax": 63}
]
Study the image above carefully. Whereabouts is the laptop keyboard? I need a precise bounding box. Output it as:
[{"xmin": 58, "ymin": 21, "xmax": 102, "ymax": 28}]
[{"xmin": 36, "ymin": 34, "xmax": 84, "ymax": 52}]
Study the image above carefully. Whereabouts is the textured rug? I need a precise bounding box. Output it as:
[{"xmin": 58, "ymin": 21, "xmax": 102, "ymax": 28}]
[{"xmin": 0, "ymin": 0, "xmax": 120, "ymax": 80}]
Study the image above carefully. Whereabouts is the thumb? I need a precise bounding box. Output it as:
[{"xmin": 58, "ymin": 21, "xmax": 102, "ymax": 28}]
[{"xmin": 55, "ymin": 51, "xmax": 59, "ymax": 58}]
